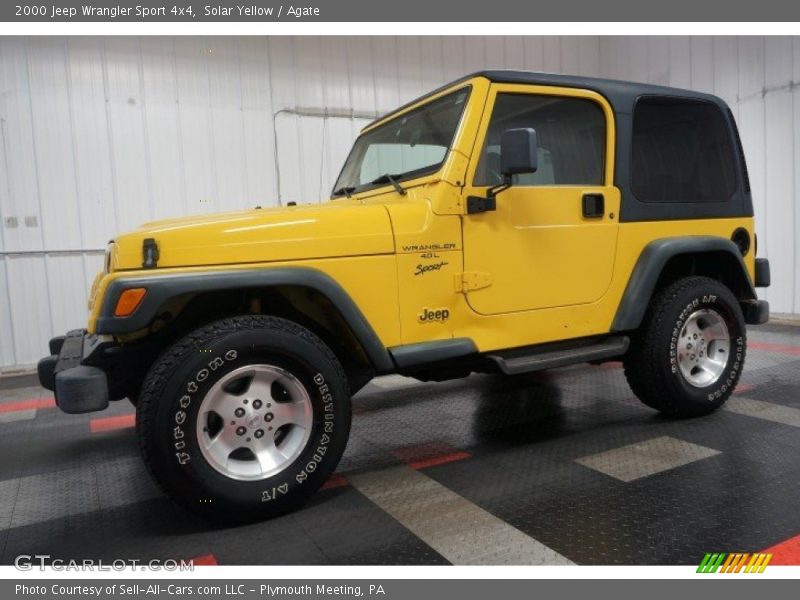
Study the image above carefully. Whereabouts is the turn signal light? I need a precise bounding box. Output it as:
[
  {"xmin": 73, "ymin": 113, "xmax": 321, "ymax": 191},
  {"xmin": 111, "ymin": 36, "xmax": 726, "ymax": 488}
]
[{"xmin": 114, "ymin": 288, "xmax": 147, "ymax": 317}]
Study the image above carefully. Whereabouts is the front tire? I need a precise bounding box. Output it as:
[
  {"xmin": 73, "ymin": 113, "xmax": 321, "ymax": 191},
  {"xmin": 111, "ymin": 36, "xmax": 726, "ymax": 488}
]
[
  {"xmin": 623, "ymin": 276, "xmax": 746, "ymax": 417},
  {"xmin": 136, "ymin": 315, "xmax": 351, "ymax": 522}
]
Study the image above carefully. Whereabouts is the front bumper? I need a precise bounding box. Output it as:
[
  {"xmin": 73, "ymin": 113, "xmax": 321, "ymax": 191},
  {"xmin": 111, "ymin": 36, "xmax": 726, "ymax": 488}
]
[
  {"xmin": 742, "ymin": 299, "xmax": 770, "ymax": 325},
  {"xmin": 38, "ymin": 330, "xmax": 110, "ymax": 414}
]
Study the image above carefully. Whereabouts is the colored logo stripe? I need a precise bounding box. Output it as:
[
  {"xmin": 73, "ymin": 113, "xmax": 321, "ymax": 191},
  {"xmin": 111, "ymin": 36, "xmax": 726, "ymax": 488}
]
[
  {"xmin": 697, "ymin": 553, "xmax": 726, "ymax": 573},
  {"xmin": 698, "ymin": 552, "xmax": 772, "ymax": 573}
]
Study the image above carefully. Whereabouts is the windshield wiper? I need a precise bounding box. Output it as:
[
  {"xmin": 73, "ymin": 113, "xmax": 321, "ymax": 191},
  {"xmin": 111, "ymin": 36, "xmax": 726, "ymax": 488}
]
[
  {"xmin": 371, "ymin": 173, "xmax": 407, "ymax": 196},
  {"xmin": 332, "ymin": 186, "xmax": 356, "ymax": 198}
]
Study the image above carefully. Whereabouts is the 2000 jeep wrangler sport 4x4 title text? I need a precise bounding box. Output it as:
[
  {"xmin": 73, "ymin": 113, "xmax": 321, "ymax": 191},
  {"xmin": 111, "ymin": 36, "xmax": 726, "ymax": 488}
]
[{"xmin": 38, "ymin": 71, "xmax": 771, "ymax": 521}]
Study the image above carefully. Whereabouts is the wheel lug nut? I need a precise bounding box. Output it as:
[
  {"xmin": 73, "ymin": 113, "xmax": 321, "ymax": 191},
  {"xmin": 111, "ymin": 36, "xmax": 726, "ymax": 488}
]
[
  {"xmin": 243, "ymin": 399, "xmax": 249, "ymax": 404},
  {"xmin": 234, "ymin": 408, "xmax": 245, "ymax": 417},
  {"xmin": 265, "ymin": 413, "xmax": 274, "ymax": 422},
  {"xmin": 687, "ymin": 343, "xmax": 692, "ymax": 349},
  {"xmin": 253, "ymin": 399, "xmax": 262, "ymax": 410},
  {"xmin": 236, "ymin": 426, "xmax": 246, "ymax": 436},
  {"xmin": 254, "ymin": 429, "xmax": 264, "ymax": 439}
]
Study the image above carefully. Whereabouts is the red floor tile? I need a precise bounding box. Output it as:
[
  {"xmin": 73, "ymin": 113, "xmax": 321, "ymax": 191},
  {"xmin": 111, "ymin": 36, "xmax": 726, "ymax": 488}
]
[
  {"xmin": 391, "ymin": 441, "xmax": 472, "ymax": 470},
  {"xmin": 762, "ymin": 533, "xmax": 800, "ymax": 565},
  {"xmin": 89, "ymin": 413, "xmax": 135, "ymax": 433},
  {"xmin": 321, "ymin": 473, "xmax": 349, "ymax": 490},
  {"xmin": 749, "ymin": 341, "xmax": 800, "ymax": 356},
  {"xmin": 0, "ymin": 397, "xmax": 55, "ymax": 413},
  {"xmin": 408, "ymin": 451, "xmax": 472, "ymax": 470},
  {"xmin": 597, "ymin": 361, "xmax": 622, "ymax": 370}
]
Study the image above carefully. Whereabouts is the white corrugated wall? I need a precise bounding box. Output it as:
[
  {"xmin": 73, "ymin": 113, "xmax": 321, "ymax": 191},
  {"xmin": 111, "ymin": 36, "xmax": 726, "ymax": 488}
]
[{"xmin": 0, "ymin": 36, "xmax": 796, "ymax": 370}]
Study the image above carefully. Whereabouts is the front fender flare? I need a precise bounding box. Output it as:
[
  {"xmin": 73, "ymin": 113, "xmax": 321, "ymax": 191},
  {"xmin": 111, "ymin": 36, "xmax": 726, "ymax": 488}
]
[{"xmin": 95, "ymin": 267, "xmax": 395, "ymax": 372}]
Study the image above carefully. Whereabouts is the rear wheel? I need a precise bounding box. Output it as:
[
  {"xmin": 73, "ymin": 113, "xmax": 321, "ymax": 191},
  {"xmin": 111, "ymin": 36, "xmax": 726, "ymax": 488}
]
[
  {"xmin": 137, "ymin": 315, "xmax": 351, "ymax": 522},
  {"xmin": 623, "ymin": 276, "xmax": 746, "ymax": 417}
]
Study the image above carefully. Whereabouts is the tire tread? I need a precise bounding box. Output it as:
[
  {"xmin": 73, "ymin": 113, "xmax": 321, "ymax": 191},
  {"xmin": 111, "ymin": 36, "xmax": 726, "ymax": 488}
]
[
  {"xmin": 623, "ymin": 276, "xmax": 745, "ymax": 417},
  {"xmin": 136, "ymin": 314, "xmax": 349, "ymax": 519}
]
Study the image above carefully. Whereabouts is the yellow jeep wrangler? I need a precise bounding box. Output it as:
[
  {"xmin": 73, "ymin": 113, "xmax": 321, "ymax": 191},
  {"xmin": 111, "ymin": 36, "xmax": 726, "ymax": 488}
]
[{"xmin": 38, "ymin": 71, "xmax": 770, "ymax": 521}]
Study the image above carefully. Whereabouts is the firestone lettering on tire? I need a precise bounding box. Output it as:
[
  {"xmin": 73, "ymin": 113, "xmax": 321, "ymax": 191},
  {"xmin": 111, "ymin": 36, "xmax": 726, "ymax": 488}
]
[{"xmin": 171, "ymin": 349, "xmax": 238, "ymax": 466}]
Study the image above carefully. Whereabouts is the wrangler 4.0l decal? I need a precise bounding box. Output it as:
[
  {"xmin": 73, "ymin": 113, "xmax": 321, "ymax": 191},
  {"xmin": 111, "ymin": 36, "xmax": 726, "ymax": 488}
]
[{"xmin": 401, "ymin": 243, "xmax": 456, "ymax": 253}]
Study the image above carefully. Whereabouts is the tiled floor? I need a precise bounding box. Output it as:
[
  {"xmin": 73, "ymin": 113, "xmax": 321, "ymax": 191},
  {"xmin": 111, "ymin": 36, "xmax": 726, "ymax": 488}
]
[
  {"xmin": 1, "ymin": 323, "xmax": 800, "ymax": 565},
  {"xmin": 574, "ymin": 436, "xmax": 721, "ymax": 482}
]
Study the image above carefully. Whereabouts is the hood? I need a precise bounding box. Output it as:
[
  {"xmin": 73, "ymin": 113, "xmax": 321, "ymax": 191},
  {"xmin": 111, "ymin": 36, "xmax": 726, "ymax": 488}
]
[{"xmin": 112, "ymin": 200, "xmax": 395, "ymax": 270}]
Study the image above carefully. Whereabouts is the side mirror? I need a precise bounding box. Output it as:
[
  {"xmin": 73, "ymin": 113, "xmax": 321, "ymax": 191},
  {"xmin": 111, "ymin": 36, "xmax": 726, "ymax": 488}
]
[
  {"xmin": 500, "ymin": 128, "xmax": 538, "ymax": 177},
  {"xmin": 466, "ymin": 127, "xmax": 539, "ymax": 215}
]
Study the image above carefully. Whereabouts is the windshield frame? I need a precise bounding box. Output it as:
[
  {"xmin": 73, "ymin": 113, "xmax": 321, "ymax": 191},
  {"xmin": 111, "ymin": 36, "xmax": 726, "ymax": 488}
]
[{"xmin": 331, "ymin": 84, "xmax": 473, "ymax": 198}]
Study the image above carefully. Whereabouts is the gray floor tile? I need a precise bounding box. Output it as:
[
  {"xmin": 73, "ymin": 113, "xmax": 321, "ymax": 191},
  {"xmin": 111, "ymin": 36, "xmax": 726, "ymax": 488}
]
[
  {"xmin": 725, "ymin": 396, "xmax": 800, "ymax": 428},
  {"xmin": 349, "ymin": 464, "xmax": 573, "ymax": 565},
  {"xmin": 575, "ymin": 435, "xmax": 721, "ymax": 482},
  {"xmin": 0, "ymin": 409, "xmax": 36, "ymax": 424}
]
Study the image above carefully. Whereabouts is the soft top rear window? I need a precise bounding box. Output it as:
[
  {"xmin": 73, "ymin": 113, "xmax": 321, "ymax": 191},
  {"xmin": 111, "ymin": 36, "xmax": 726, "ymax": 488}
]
[{"xmin": 632, "ymin": 96, "xmax": 737, "ymax": 203}]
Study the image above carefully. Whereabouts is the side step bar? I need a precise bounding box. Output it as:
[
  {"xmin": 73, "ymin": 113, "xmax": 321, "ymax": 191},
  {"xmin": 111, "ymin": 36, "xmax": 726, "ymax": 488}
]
[{"xmin": 487, "ymin": 336, "xmax": 630, "ymax": 375}]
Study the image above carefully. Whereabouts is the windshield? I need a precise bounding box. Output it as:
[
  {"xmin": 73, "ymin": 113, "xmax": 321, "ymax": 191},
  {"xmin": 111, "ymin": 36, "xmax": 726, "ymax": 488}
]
[{"xmin": 332, "ymin": 86, "xmax": 470, "ymax": 196}]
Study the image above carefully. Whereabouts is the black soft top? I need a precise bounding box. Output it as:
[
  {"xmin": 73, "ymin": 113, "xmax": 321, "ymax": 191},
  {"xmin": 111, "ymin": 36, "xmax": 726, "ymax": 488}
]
[
  {"xmin": 373, "ymin": 70, "xmax": 751, "ymax": 223},
  {"xmin": 474, "ymin": 70, "xmax": 727, "ymax": 114},
  {"xmin": 373, "ymin": 70, "xmax": 729, "ymax": 124}
]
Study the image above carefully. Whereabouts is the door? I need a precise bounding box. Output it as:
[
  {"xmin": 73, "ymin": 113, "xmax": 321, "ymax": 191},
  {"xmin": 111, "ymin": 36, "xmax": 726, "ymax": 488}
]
[{"xmin": 461, "ymin": 84, "xmax": 620, "ymax": 315}]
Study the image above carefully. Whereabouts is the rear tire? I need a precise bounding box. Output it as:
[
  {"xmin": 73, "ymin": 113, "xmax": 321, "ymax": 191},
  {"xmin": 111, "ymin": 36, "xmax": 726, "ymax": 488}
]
[
  {"xmin": 136, "ymin": 315, "xmax": 351, "ymax": 522},
  {"xmin": 623, "ymin": 276, "xmax": 746, "ymax": 417}
]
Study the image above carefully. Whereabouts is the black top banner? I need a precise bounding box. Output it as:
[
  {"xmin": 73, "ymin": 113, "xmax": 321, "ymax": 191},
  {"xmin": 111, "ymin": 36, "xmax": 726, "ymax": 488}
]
[{"xmin": 3, "ymin": 0, "xmax": 800, "ymax": 22}]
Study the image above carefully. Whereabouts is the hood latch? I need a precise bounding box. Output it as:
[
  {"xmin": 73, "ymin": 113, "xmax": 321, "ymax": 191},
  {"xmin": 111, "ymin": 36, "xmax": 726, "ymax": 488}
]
[{"xmin": 142, "ymin": 238, "xmax": 159, "ymax": 269}]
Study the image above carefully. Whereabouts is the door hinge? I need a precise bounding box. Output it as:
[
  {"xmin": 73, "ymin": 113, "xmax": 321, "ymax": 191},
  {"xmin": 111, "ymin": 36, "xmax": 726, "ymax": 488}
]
[{"xmin": 454, "ymin": 271, "xmax": 493, "ymax": 292}]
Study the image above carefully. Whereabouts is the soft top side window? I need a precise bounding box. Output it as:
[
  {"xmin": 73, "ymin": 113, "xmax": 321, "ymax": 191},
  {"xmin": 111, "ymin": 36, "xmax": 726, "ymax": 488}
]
[{"xmin": 632, "ymin": 96, "xmax": 737, "ymax": 203}]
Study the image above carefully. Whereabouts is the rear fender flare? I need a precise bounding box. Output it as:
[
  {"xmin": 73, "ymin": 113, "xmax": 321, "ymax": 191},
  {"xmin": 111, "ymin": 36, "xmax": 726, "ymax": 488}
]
[{"xmin": 611, "ymin": 236, "xmax": 756, "ymax": 332}]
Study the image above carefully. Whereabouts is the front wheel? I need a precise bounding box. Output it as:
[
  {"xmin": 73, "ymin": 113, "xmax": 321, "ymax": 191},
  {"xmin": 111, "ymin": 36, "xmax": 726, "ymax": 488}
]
[
  {"xmin": 624, "ymin": 276, "xmax": 746, "ymax": 417},
  {"xmin": 136, "ymin": 315, "xmax": 351, "ymax": 522}
]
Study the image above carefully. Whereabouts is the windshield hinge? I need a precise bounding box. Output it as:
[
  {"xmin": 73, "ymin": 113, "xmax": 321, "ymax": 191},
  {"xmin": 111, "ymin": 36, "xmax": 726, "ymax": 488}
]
[
  {"xmin": 454, "ymin": 271, "xmax": 493, "ymax": 293},
  {"xmin": 466, "ymin": 177, "xmax": 511, "ymax": 215},
  {"xmin": 466, "ymin": 196, "xmax": 496, "ymax": 214}
]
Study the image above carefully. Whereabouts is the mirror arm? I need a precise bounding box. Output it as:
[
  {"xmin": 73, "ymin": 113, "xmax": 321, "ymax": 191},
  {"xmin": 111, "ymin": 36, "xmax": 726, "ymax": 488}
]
[
  {"xmin": 487, "ymin": 174, "xmax": 512, "ymax": 198},
  {"xmin": 466, "ymin": 174, "xmax": 512, "ymax": 215}
]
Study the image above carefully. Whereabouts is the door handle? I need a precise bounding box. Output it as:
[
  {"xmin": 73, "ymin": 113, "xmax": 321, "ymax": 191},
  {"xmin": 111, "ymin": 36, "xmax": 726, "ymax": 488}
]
[{"xmin": 582, "ymin": 193, "xmax": 604, "ymax": 218}]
